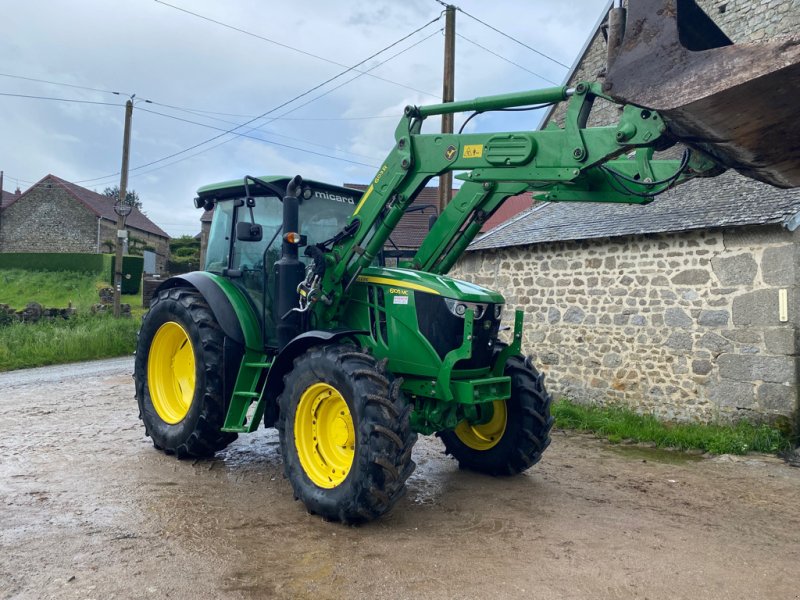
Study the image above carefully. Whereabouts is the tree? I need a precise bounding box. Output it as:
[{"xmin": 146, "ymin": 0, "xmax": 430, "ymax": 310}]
[{"xmin": 102, "ymin": 186, "xmax": 142, "ymax": 210}]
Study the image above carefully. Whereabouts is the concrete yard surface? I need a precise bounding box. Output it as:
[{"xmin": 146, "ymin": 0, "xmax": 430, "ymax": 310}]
[{"xmin": 1, "ymin": 358, "xmax": 798, "ymax": 599}]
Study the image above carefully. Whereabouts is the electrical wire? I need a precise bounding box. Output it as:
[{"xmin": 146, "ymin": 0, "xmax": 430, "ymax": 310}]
[
  {"xmin": 72, "ymin": 17, "xmax": 443, "ymax": 185},
  {"xmin": 0, "ymin": 92, "xmax": 124, "ymax": 107},
  {"xmin": 74, "ymin": 26, "xmax": 442, "ymax": 189},
  {"xmin": 135, "ymin": 106, "xmax": 380, "ymax": 168},
  {"xmin": 456, "ymin": 33, "xmax": 558, "ymax": 85},
  {"xmin": 145, "ymin": 101, "xmax": 397, "ymax": 122},
  {"xmin": 453, "ymin": 5, "xmax": 571, "ymax": 69},
  {"xmin": 0, "ymin": 73, "xmax": 128, "ymax": 96},
  {"xmin": 138, "ymin": 105, "xmax": 380, "ymax": 161},
  {"xmin": 154, "ymin": 0, "xmax": 440, "ymax": 99},
  {"xmin": 0, "ymin": 72, "xmax": 397, "ymax": 123}
]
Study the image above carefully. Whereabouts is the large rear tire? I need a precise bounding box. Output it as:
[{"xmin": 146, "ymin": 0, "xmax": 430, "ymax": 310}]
[
  {"xmin": 134, "ymin": 287, "xmax": 237, "ymax": 458},
  {"xmin": 438, "ymin": 355, "xmax": 553, "ymax": 475},
  {"xmin": 278, "ymin": 344, "xmax": 417, "ymax": 523}
]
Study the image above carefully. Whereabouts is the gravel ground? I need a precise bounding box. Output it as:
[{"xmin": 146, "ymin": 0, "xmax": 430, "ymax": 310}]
[{"xmin": 1, "ymin": 358, "xmax": 798, "ymax": 600}]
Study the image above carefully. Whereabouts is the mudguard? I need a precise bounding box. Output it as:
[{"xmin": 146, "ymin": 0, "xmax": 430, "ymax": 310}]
[
  {"xmin": 153, "ymin": 272, "xmax": 259, "ymax": 348},
  {"xmin": 262, "ymin": 328, "xmax": 366, "ymax": 427}
]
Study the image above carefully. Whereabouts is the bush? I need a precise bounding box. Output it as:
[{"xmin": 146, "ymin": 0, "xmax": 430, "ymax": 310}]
[{"xmin": 0, "ymin": 253, "xmax": 112, "ymax": 274}]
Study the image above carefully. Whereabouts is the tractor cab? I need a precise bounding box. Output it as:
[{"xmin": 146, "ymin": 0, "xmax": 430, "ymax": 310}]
[{"xmin": 196, "ymin": 176, "xmax": 361, "ymax": 348}]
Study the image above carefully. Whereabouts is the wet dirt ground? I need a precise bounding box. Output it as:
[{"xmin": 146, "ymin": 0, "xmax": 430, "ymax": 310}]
[{"xmin": 1, "ymin": 358, "xmax": 799, "ymax": 600}]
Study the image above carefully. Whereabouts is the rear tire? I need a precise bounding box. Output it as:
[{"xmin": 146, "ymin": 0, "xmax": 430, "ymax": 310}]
[
  {"xmin": 438, "ymin": 355, "xmax": 553, "ymax": 475},
  {"xmin": 134, "ymin": 287, "xmax": 237, "ymax": 458},
  {"xmin": 278, "ymin": 344, "xmax": 417, "ymax": 523}
]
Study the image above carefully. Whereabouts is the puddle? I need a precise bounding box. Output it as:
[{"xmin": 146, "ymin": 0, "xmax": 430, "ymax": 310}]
[{"xmin": 607, "ymin": 444, "xmax": 704, "ymax": 465}]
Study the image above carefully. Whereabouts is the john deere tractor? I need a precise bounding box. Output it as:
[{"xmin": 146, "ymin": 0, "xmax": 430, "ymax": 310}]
[{"xmin": 134, "ymin": 1, "xmax": 799, "ymax": 522}]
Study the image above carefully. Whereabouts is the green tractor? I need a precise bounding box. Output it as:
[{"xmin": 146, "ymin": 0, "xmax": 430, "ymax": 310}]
[
  {"xmin": 134, "ymin": 0, "xmax": 799, "ymax": 522},
  {"xmin": 135, "ymin": 170, "xmax": 552, "ymax": 523},
  {"xmin": 134, "ymin": 82, "xmax": 713, "ymax": 522}
]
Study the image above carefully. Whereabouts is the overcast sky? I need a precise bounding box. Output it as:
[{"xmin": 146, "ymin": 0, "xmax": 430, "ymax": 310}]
[{"xmin": 1, "ymin": 0, "xmax": 608, "ymax": 237}]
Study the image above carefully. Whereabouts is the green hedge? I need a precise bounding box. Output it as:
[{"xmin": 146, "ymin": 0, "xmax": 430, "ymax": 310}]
[
  {"xmin": 0, "ymin": 252, "xmax": 143, "ymax": 294},
  {"xmin": 0, "ymin": 253, "xmax": 112, "ymax": 274}
]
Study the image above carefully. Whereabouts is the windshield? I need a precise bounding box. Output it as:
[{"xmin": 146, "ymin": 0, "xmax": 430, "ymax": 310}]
[{"xmin": 204, "ymin": 191, "xmax": 356, "ymax": 347}]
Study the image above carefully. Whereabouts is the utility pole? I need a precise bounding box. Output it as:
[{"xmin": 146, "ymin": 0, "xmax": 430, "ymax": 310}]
[
  {"xmin": 113, "ymin": 98, "xmax": 134, "ymax": 318},
  {"xmin": 438, "ymin": 4, "xmax": 456, "ymax": 216}
]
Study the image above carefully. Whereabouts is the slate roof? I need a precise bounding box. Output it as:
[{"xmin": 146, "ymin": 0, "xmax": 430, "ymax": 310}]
[
  {"xmin": 5, "ymin": 175, "xmax": 169, "ymax": 239},
  {"xmin": 471, "ymin": 171, "xmax": 800, "ymax": 251}
]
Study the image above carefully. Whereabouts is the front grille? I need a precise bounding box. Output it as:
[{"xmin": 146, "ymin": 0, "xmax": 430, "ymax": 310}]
[{"xmin": 415, "ymin": 292, "xmax": 500, "ymax": 369}]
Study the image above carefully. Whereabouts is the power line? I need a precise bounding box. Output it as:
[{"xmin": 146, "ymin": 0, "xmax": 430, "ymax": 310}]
[
  {"xmin": 145, "ymin": 101, "xmax": 397, "ymax": 122},
  {"xmin": 154, "ymin": 0, "xmax": 440, "ymax": 99},
  {"xmin": 138, "ymin": 107, "xmax": 381, "ymax": 161},
  {"xmin": 444, "ymin": 3, "xmax": 571, "ymax": 69},
  {"xmin": 456, "ymin": 33, "xmax": 558, "ymax": 86},
  {"xmin": 0, "ymin": 71, "xmax": 398, "ymax": 122},
  {"xmin": 76, "ymin": 28, "xmax": 441, "ymax": 189},
  {"xmin": 0, "ymin": 92, "xmax": 124, "ymax": 107},
  {"xmin": 73, "ymin": 17, "xmax": 442, "ymax": 185},
  {"xmin": 135, "ymin": 106, "xmax": 380, "ymax": 168},
  {"xmin": 0, "ymin": 72, "xmax": 128, "ymax": 96}
]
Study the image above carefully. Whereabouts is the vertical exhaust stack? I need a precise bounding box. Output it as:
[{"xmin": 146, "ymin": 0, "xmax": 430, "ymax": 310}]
[{"xmin": 603, "ymin": 0, "xmax": 800, "ymax": 188}]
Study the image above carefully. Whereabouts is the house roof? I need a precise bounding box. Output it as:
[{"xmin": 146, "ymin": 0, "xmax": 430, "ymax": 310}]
[
  {"xmin": 470, "ymin": 171, "xmax": 800, "ymax": 251},
  {"xmin": 1, "ymin": 189, "xmax": 20, "ymax": 210},
  {"xmin": 344, "ymin": 184, "xmax": 439, "ymax": 249},
  {"xmin": 5, "ymin": 175, "xmax": 169, "ymax": 238},
  {"xmin": 195, "ymin": 183, "xmax": 533, "ymax": 247},
  {"xmin": 480, "ymin": 193, "xmax": 534, "ymax": 233}
]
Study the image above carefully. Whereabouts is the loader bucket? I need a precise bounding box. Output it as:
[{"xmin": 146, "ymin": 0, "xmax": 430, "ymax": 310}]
[{"xmin": 603, "ymin": 0, "xmax": 800, "ymax": 188}]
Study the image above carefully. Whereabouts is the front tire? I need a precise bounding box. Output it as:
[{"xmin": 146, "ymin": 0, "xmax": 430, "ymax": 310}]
[
  {"xmin": 438, "ymin": 355, "xmax": 553, "ymax": 475},
  {"xmin": 278, "ymin": 344, "xmax": 416, "ymax": 523},
  {"xmin": 134, "ymin": 287, "xmax": 237, "ymax": 458}
]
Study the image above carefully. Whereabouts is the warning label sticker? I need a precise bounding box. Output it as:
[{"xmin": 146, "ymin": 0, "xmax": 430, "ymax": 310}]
[{"xmin": 463, "ymin": 144, "xmax": 483, "ymax": 159}]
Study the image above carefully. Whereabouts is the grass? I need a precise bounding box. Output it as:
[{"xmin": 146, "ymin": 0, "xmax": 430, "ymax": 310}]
[
  {"xmin": 552, "ymin": 399, "xmax": 793, "ymax": 455},
  {"xmin": 0, "ymin": 268, "xmax": 144, "ymax": 371},
  {"xmin": 0, "ymin": 269, "xmax": 103, "ymax": 309},
  {"xmin": 0, "ymin": 313, "xmax": 139, "ymax": 371}
]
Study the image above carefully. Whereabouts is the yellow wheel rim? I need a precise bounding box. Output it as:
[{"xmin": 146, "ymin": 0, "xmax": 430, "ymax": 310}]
[
  {"xmin": 294, "ymin": 382, "xmax": 355, "ymax": 489},
  {"xmin": 455, "ymin": 400, "xmax": 507, "ymax": 451},
  {"xmin": 147, "ymin": 321, "xmax": 196, "ymax": 425}
]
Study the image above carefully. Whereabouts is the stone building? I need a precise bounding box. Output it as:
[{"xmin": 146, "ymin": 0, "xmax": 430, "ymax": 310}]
[
  {"xmin": 453, "ymin": 0, "xmax": 800, "ymax": 427},
  {"xmin": 0, "ymin": 174, "xmax": 170, "ymax": 272}
]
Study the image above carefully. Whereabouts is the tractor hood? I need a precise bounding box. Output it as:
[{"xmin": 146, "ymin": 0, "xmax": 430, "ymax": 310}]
[{"xmin": 356, "ymin": 267, "xmax": 504, "ymax": 304}]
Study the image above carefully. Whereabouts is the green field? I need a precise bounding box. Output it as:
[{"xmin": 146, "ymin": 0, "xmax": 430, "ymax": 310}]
[{"xmin": 0, "ymin": 269, "xmax": 143, "ymax": 371}]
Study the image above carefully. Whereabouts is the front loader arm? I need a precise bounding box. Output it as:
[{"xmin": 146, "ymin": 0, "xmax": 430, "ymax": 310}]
[{"xmin": 314, "ymin": 81, "xmax": 720, "ymax": 320}]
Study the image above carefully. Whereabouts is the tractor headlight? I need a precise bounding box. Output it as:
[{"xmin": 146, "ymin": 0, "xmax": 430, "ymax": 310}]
[
  {"xmin": 444, "ymin": 298, "xmax": 486, "ymax": 319},
  {"xmin": 494, "ymin": 304, "xmax": 503, "ymax": 319}
]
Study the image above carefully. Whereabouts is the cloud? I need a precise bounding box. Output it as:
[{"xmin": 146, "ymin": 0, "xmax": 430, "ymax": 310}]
[{"xmin": 0, "ymin": 0, "xmax": 608, "ymax": 237}]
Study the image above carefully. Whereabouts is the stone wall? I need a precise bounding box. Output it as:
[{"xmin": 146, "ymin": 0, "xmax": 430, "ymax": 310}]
[
  {"xmin": 452, "ymin": 224, "xmax": 799, "ymax": 426},
  {"xmin": 0, "ymin": 183, "xmax": 98, "ymax": 253}
]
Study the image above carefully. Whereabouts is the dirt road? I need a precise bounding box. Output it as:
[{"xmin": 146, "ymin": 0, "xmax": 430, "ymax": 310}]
[{"xmin": 1, "ymin": 358, "xmax": 798, "ymax": 600}]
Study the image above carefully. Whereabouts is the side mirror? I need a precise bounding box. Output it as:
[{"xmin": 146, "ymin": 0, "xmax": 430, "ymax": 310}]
[{"xmin": 236, "ymin": 221, "xmax": 263, "ymax": 242}]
